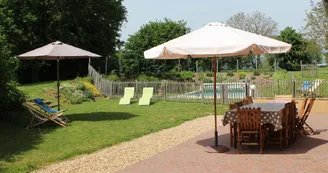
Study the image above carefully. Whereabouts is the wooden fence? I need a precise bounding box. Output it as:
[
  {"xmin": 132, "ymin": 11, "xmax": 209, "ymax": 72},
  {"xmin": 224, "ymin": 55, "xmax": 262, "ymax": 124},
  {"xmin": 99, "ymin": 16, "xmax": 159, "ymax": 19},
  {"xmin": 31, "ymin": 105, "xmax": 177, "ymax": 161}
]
[{"xmin": 88, "ymin": 65, "xmax": 328, "ymax": 104}]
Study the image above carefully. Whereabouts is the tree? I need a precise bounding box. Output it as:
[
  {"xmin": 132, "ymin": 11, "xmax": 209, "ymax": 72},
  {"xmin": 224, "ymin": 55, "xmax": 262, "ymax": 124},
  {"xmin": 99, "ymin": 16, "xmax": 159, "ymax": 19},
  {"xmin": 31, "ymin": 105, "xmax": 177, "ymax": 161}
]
[
  {"xmin": 0, "ymin": 33, "xmax": 25, "ymax": 117},
  {"xmin": 121, "ymin": 18, "xmax": 190, "ymax": 78},
  {"xmin": 272, "ymin": 27, "xmax": 316, "ymax": 71},
  {"xmin": 303, "ymin": 0, "xmax": 328, "ymax": 62},
  {"xmin": 225, "ymin": 11, "xmax": 278, "ymax": 69},
  {"xmin": 0, "ymin": 0, "xmax": 127, "ymax": 83}
]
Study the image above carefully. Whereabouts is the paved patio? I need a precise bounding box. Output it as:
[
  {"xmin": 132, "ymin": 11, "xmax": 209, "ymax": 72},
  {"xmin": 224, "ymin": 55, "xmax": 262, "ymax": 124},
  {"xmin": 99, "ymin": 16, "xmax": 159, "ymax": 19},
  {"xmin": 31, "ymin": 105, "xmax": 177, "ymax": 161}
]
[{"xmin": 119, "ymin": 114, "xmax": 328, "ymax": 173}]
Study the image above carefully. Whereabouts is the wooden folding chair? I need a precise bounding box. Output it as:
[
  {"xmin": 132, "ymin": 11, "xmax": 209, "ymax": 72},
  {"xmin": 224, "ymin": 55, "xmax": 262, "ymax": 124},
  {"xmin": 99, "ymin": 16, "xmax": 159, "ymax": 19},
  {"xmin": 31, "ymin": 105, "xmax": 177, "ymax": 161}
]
[
  {"xmin": 296, "ymin": 98, "xmax": 315, "ymax": 135},
  {"xmin": 237, "ymin": 107, "xmax": 264, "ymax": 154},
  {"xmin": 284, "ymin": 103, "xmax": 293, "ymax": 148},
  {"xmin": 290, "ymin": 100, "xmax": 297, "ymax": 142},
  {"xmin": 242, "ymin": 96, "xmax": 253, "ymax": 105},
  {"xmin": 298, "ymin": 97, "xmax": 308, "ymax": 118},
  {"xmin": 23, "ymin": 100, "xmax": 68, "ymax": 128}
]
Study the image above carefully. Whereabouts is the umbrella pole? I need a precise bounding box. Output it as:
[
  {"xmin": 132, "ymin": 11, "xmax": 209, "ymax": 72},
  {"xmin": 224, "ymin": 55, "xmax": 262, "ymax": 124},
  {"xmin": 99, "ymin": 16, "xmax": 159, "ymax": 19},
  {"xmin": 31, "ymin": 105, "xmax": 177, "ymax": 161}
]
[
  {"xmin": 213, "ymin": 57, "xmax": 218, "ymax": 146},
  {"xmin": 205, "ymin": 57, "xmax": 229, "ymax": 153},
  {"xmin": 57, "ymin": 57, "xmax": 60, "ymax": 111}
]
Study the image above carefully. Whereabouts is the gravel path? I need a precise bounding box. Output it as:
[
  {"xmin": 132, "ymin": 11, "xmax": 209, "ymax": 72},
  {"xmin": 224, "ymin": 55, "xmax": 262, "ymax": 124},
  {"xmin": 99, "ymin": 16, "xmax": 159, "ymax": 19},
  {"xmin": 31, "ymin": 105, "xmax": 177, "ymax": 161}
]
[{"xmin": 33, "ymin": 115, "xmax": 219, "ymax": 173}]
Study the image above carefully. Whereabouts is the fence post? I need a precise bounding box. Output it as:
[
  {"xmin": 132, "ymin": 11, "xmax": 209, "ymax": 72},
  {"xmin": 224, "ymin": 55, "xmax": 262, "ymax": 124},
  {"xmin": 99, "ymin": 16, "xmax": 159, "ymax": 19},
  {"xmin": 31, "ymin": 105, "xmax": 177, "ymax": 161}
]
[
  {"xmin": 277, "ymin": 80, "xmax": 280, "ymax": 95},
  {"xmin": 135, "ymin": 80, "xmax": 138, "ymax": 99},
  {"xmin": 245, "ymin": 82, "xmax": 249, "ymax": 97},
  {"xmin": 292, "ymin": 79, "xmax": 296, "ymax": 98},
  {"xmin": 164, "ymin": 80, "xmax": 167, "ymax": 102},
  {"xmin": 201, "ymin": 80, "xmax": 205, "ymax": 104}
]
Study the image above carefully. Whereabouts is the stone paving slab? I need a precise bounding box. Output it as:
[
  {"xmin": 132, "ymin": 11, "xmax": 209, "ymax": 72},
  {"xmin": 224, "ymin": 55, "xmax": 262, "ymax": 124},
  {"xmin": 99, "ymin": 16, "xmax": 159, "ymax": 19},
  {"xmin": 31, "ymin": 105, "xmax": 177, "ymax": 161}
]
[{"xmin": 119, "ymin": 114, "xmax": 328, "ymax": 173}]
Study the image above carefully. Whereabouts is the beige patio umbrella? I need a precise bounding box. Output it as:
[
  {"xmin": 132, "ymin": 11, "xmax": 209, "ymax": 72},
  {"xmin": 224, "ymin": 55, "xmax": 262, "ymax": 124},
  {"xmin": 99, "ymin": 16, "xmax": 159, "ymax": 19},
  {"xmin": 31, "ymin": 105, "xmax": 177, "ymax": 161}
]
[
  {"xmin": 18, "ymin": 41, "xmax": 101, "ymax": 110},
  {"xmin": 144, "ymin": 22, "xmax": 292, "ymax": 152}
]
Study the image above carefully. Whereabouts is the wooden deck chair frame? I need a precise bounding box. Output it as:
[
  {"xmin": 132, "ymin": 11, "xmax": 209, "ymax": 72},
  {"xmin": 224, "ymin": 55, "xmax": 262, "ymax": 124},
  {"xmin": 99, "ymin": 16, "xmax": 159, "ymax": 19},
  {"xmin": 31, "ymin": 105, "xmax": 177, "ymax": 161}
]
[
  {"xmin": 23, "ymin": 102, "xmax": 68, "ymax": 128},
  {"xmin": 296, "ymin": 98, "xmax": 315, "ymax": 135}
]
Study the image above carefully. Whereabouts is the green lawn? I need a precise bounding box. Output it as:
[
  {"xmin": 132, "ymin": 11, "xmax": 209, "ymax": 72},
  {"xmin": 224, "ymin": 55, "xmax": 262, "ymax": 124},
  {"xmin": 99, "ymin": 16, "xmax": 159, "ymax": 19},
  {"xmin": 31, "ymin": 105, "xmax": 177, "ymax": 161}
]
[{"xmin": 1, "ymin": 82, "xmax": 227, "ymax": 173}]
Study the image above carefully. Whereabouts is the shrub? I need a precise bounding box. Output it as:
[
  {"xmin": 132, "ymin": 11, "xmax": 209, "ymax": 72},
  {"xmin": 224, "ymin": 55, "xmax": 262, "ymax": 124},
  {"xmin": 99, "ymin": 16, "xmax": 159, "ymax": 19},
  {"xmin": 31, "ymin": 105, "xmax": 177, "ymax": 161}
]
[
  {"xmin": 163, "ymin": 70, "xmax": 180, "ymax": 80},
  {"xmin": 250, "ymin": 76, "xmax": 256, "ymax": 80},
  {"xmin": 253, "ymin": 70, "xmax": 260, "ymax": 76},
  {"xmin": 205, "ymin": 72, "xmax": 214, "ymax": 77},
  {"xmin": 82, "ymin": 81, "xmax": 101, "ymax": 97},
  {"xmin": 203, "ymin": 78, "xmax": 213, "ymax": 83},
  {"xmin": 179, "ymin": 71, "xmax": 194, "ymax": 81},
  {"xmin": 60, "ymin": 81, "xmax": 99, "ymax": 104},
  {"xmin": 75, "ymin": 82, "xmax": 86, "ymax": 91},
  {"xmin": 137, "ymin": 74, "xmax": 159, "ymax": 81},
  {"xmin": 238, "ymin": 72, "xmax": 246, "ymax": 79},
  {"xmin": 105, "ymin": 75, "xmax": 120, "ymax": 81},
  {"xmin": 216, "ymin": 73, "xmax": 227, "ymax": 83},
  {"xmin": 226, "ymin": 71, "xmax": 234, "ymax": 77}
]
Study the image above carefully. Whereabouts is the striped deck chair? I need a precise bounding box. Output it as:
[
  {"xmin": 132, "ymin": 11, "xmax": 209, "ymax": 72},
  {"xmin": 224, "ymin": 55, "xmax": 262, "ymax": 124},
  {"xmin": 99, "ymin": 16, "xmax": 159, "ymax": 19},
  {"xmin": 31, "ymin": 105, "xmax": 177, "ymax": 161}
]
[{"xmin": 23, "ymin": 98, "xmax": 68, "ymax": 128}]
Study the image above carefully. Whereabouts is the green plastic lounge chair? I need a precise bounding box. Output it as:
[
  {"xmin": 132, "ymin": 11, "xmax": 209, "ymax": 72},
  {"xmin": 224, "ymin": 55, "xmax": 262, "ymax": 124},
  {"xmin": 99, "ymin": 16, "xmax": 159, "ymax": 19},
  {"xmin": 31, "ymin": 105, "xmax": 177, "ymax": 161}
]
[
  {"xmin": 138, "ymin": 87, "xmax": 154, "ymax": 106},
  {"xmin": 23, "ymin": 98, "xmax": 68, "ymax": 128},
  {"xmin": 119, "ymin": 87, "xmax": 135, "ymax": 105}
]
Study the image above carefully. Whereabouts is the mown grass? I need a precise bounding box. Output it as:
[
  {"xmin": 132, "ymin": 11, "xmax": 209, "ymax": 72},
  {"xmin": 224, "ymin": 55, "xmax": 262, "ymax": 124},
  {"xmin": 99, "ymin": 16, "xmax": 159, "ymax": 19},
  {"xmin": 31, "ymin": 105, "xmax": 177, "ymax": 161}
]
[{"xmin": 1, "ymin": 82, "xmax": 227, "ymax": 173}]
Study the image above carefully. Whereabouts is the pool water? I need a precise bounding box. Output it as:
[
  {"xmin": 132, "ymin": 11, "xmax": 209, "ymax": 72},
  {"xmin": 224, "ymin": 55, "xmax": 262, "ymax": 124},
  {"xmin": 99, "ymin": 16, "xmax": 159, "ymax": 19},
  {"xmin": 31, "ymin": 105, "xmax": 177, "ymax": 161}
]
[{"xmin": 188, "ymin": 86, "xmax": 246, "ymax": 98}]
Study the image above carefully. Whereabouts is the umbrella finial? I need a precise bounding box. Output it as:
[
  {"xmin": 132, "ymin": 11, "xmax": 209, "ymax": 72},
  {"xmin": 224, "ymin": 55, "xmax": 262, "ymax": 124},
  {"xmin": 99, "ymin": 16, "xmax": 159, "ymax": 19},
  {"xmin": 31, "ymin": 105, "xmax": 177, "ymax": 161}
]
[
  {"xmin": 53, "ymin": 41, "xmax": 63, "ymax": 45},
  {"xmin": 206, "ymin": 22, "xmax": 225, "ymax": 27}
]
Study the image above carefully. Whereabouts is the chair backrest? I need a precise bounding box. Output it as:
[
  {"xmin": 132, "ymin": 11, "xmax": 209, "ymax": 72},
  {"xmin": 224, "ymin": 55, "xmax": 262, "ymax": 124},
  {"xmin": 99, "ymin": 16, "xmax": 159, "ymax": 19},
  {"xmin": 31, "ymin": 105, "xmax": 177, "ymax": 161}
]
[
  {"xmin": 229, "ymin": 103, "xmax": 238, "ymax": 110},
  {"xmin": 237, "ymin": 107, "xmax": 261, "ymax": 131},
  {"xmin": 282, "ymin": 103, "xmax": 291, "ymax": 127},
  {"xmin": 309, "ymin": 79, "xmax": 322, "ymax": 92},
  {"xmin": 123, "ymin": 87, "xmax": 135, "ymax": 98},
  {"xmin": 33, "ymin": 98, "xmax": 58, "ymax": 114},
  {"xmin": 242, "ymin": 96, "xmax": 253, "ymax": 105},
  {"xmin": 141, "ymin": 87, "xmax": 154, "ymax": 98},
  {"xmin": 236, "ymin": 101, "xmax": 243, "ymax": 107},
  {"xmin": 298, "ymin": 97, "xmax": 309, "ymax": 119},
  {"xmin": 300, "ymin": 81, "xmax": 312, "ymax": 91},
  {"xmin": 299, "ymin": 98, "xmax": 315, "ymax": 126},
  {"xmin": 23, "ymin": 102, "xmax": 50, "ymax": 120},
  {"xmin": 290, "ymin": 100, "xmax": 297, "ymax": 125}
]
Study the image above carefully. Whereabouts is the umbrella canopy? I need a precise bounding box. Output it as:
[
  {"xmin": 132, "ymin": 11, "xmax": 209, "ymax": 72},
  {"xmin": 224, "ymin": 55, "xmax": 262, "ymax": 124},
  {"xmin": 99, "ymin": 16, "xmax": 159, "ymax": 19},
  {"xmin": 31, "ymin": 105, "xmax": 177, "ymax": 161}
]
[
  {"xmin": 144, "ymin": 22, "xmax": 291, "ymax": 59},
  {"xmin": 18, "ymin": 41, "xmax": 101, "ymax": 111},
  {"xmin": 18, "ymin": 41, "xmax": 101, "ymax": 60},
  {"xmin": 144, "ymin": 22, "xmax": 292, "ymax": 151}
]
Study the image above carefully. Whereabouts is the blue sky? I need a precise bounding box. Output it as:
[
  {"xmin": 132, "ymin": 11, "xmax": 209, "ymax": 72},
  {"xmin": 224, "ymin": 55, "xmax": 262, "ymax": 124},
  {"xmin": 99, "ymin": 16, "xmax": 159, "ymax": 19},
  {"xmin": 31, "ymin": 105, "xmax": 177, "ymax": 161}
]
[{"xmin": 120, "ymin": 0, "xmax": 314, "ymax": 41}]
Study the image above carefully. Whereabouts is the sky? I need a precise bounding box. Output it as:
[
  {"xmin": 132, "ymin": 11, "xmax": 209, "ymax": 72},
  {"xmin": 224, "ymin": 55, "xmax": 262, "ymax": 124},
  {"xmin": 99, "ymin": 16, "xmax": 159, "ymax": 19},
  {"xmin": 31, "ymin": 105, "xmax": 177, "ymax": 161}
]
[{"xmin": 120, "ymin": 0, "xmax": 315, "ymax": 41}]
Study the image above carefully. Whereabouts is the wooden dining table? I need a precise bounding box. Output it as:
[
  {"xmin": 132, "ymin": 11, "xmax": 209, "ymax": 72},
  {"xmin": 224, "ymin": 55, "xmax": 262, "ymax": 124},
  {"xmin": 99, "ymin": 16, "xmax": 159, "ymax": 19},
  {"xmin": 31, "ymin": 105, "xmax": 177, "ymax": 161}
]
[{"xmin": 222, "ymin": 102, "xmax": 290, "ymax": 131}]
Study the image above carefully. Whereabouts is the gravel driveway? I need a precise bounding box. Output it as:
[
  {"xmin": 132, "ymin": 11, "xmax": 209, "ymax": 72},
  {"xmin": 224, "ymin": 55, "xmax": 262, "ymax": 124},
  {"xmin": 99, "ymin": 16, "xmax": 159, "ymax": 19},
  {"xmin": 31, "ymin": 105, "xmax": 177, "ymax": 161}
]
[{"xmin": 33, "ymin": 115, "xmax": 218, "ymax": 173}]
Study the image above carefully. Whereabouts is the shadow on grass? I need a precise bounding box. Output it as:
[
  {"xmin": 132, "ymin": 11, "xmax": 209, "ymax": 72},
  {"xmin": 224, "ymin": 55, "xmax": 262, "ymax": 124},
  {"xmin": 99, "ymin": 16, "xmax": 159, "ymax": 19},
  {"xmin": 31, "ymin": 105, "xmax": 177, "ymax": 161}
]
[
  {"xmin": 0, "ymin": 111, "xmax": 137, "ymax": 166},
  {"xmin": 67, "ymin": 112, "xmax": 137, "ymax": 121},
  {"xmin": 0, "ymin": 121, "xmax": 53, "ymax": 163},
  {"xmin": 196, "ymin": 131, "xmax": 328, "ymax": 154}
]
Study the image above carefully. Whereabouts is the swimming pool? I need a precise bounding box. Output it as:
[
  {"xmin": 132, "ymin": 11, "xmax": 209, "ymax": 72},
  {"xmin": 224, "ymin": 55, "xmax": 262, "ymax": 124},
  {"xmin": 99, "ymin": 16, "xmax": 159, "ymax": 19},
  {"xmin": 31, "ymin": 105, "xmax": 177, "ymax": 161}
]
[{"xmin": 187, "ymin": 85, "xmax": 246, "ymax": 98}]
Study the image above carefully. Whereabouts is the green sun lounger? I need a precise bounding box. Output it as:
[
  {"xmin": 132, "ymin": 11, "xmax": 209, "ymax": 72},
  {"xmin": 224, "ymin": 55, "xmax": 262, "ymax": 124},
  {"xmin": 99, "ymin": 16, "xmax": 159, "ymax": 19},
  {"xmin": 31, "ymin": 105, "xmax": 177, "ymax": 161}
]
[
  {"xmin": 138, "ymin": 87, "xmax": 154, "ymax": 106},
  {"xmin": 119, "ymin": 87, "xmax": 135, "ymax": 105}
]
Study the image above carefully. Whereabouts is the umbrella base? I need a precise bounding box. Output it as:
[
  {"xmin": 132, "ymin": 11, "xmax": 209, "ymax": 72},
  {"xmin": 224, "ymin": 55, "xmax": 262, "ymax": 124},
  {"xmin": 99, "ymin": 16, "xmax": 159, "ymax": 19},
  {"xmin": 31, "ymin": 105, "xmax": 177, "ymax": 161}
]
[{"xmin": 205, "ymin": 145, "xmax": 230, "ymax": 153}]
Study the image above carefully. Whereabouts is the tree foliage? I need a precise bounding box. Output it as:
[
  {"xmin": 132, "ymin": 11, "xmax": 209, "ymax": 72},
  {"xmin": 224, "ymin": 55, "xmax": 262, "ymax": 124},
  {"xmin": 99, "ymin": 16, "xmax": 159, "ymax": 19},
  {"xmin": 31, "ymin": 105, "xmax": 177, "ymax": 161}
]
[
  {"xmin": 121, "ymin": 18, "xmax": 191, "ymax": 78},
  {"xmin": 225, "ymin": 11, "xmax": 278, "ymax": 68},
  {"xmin": 272, "ymin": 27, "xmax": 318, "ymax": 71},
  {"xmin": 0, "ymin": 0, "xmax": 127, "ymax": 83},
  {"xmin": 304, "ymin": 0, "xmax": 328, "ymax": 63},
  {"xmin": 0, "ymin": 33, "xmax": 26, "ymax": 116}
]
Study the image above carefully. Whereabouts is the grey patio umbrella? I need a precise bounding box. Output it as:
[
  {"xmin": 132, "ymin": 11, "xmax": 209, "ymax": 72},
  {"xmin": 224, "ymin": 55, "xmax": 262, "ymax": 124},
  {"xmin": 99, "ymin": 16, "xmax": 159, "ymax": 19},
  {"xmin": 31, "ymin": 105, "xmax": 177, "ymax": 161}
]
[
  {"xmin": 18, "ymin": 41, "xmax": 101, "ymax": 110},
  {"xmin": 144, "ymin": 22, "xmax": 292, "ymax": 152}
]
